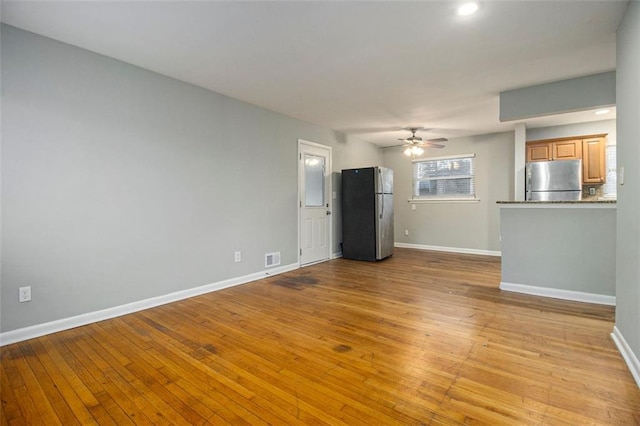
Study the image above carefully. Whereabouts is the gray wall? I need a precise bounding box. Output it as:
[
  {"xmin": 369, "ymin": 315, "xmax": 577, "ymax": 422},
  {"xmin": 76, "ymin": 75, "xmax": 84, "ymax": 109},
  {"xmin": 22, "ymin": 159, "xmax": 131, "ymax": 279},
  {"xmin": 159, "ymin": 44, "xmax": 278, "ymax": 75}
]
[
  {"xmin": 500, "ymin": 206, "xmax": 616, "ymax": 296},
  {"xmin": 382, "ymin": 132, "xmax": 514, "ymax": 253},
  {"xmin": 0, "ymin": 25, "xmax": 382, "ymax": 332},
  {"xmin": 527, "ymin": 119, "xmax": 616, "ymax": 144},
  {"xmin": 615, "ymin": 1, "xmax": 640, "ymax": 369},
  {"xmin": 499, "ymin": 71, "xmax": 616, "ymax": 122}
]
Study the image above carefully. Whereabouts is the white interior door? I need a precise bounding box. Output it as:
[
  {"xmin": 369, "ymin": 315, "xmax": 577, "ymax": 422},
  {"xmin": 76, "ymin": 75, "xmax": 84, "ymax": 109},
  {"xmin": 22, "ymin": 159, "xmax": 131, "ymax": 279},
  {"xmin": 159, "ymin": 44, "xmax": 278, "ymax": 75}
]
[{"xmin": 299, "ymin": 140, "xmax": 332, "ymax": 265}]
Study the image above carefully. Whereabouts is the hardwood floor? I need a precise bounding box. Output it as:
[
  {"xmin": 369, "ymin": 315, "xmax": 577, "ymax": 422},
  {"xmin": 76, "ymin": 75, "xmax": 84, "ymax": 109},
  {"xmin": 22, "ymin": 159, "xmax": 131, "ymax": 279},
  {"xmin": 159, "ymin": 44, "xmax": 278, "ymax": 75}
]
[{"xmin": 2, "ymin": 248, "xmax": 639, "ymax": 425}]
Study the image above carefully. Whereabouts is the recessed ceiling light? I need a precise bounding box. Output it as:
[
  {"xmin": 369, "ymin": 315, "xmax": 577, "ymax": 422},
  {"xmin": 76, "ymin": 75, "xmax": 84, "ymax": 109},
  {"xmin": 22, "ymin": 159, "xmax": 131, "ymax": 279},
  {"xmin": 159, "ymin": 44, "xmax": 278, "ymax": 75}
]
[
  {"xmin": 595, "ymin": 108, "xmax": 610, "ymax": 115},
  {"xmin": 458, "ymin": 2, "xmax": 479, "ymax": 16}
]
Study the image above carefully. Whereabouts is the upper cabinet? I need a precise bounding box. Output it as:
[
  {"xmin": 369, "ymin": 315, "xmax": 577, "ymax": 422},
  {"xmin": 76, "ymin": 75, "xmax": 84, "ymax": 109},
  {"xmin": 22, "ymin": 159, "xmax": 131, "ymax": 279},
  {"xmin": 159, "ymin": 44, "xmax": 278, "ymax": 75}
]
[
  {"xmin": 526, "ymin": 134, "xmax": 607, "ymax": 184},
  {"xmin": 526, "ymin": 139, "xmax": 581, "ymax": 162},
  {"xmin": 553, "ymin": 139, "xmax": 583, "ymax": 161},
  {"xmin": 526, "ymin": 142, "xmax": 553, "ymax": 162},
  {"xmin": 582, "ymin": 137, "xmax": 606, "ymax": 184}
]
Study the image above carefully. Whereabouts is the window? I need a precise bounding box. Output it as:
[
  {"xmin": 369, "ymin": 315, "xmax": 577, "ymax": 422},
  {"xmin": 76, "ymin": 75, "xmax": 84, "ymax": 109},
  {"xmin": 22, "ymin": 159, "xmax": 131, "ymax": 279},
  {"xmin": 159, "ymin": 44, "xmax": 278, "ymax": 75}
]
[
  {"xmin": 412, "ymin": 154, "xmax": 476, "ymax": 201},
  {"xmin": 304, "ymin": 154, "xmax": 325, "ymax": 207}
]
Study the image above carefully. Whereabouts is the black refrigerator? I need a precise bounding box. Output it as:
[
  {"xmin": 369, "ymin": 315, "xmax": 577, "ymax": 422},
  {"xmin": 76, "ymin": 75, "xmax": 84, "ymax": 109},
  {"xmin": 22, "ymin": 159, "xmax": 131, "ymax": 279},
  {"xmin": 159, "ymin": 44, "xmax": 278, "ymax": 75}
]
[{"xmin": 341, "ymin": 166, "xmax": 394, "ymax": 261}]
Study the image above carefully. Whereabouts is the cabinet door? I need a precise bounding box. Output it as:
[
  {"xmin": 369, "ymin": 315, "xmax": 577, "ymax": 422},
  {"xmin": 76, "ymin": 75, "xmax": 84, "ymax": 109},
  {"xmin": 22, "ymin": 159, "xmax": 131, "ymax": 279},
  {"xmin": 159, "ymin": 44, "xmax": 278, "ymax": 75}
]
[
  {"xmin": 582, "ymin": 138, "xmax": 606, "ymax": 183},
  {"xmin": 553, "ymin": 140, "xmax": 582, "ymax": 160},
  {"xmin": 527, "ymin": 142, "xmax": 552, "ymax": 162}
]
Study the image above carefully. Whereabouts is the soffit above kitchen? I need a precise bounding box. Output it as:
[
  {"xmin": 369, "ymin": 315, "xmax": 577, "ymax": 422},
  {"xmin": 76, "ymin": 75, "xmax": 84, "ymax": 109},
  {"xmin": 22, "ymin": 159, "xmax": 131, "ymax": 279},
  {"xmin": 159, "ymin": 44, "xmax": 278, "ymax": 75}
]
[{"xmin": 0, "ymin": 1, "xmax": 629, "ymax": 147}]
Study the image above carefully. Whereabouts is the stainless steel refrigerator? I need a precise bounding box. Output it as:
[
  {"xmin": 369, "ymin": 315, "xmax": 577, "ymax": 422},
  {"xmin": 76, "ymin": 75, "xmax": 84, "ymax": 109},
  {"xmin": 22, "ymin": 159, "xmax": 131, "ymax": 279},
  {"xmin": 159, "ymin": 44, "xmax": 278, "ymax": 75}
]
[
  {"xmin": 341, "ymin": 166, "xmax": 394, "ymax": 261},
  {"xmin": 526, "ymin": 160, "xmax": 582, "ymax": 201}
]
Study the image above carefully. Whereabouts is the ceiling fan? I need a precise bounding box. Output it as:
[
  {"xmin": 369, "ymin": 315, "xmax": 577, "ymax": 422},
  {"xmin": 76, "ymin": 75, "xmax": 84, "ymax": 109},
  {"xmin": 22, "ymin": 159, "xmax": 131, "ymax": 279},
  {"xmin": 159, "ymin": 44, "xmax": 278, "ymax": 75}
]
[{"xmin": 394, "ymin": 128, "xmax": 447, "ymax": 156}]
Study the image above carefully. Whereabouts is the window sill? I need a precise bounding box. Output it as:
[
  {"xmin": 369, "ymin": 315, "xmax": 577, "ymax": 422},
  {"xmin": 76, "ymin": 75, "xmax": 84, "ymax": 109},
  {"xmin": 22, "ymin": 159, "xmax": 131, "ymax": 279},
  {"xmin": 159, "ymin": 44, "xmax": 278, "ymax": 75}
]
[{"xmin": 408, "ymin": 198, "xmax": 480, "ymax": 204}]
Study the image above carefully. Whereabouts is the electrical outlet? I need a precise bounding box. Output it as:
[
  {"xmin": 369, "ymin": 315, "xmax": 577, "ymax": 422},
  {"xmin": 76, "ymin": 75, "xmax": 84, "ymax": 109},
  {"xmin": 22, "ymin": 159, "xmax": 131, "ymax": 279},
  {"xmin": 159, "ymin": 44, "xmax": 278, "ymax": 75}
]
[
  {"xmin": 589, "ymin": 187, "xmax": 596, "ymax": 196},
  {"xmin": 19, "ymin": 286, "xmax": 31, "ymax": 303},
  {"xmin": 404, "ymin": 229, "xmax": 409, "ymax": 236},
  {"xmin": 234, "ymin": 251, "xmax": 241, "ymax": 263}
]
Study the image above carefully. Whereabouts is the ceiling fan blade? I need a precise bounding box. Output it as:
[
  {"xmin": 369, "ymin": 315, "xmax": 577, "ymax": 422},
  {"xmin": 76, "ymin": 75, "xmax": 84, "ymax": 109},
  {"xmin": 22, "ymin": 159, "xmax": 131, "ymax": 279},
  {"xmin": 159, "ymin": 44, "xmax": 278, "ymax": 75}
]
[
  {"xmin": 383, "ymin": 142, "xmax": 443, "ymax": 149},
  {"xmin": 422, "ymin": 142, "xmax": 446, "ymax": 148},
  {"xmin": 388, "ymin": 129, "xmax": 447, "ymax": 149}
]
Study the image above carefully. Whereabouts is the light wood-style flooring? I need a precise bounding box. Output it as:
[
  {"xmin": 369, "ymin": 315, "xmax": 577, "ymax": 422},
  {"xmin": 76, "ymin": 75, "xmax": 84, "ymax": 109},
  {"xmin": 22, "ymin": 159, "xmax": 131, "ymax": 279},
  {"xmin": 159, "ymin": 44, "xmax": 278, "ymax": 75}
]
[{"xmin": 2, "ymin": 248, "xmax": 639, "ymax": 425}]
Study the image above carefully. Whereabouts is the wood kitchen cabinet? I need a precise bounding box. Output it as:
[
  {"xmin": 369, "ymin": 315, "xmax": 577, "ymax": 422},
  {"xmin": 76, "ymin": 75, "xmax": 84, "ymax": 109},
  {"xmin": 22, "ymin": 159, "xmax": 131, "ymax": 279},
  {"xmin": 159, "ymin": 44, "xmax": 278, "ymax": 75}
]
[
  {"xmin": 526, "ymin": 134, "xmax": 607, "ymax": 184},
  {"xmin": 526, "ymin": 139, "xmax": 581, "ymax": 162},
  {"xmin": 582, "ymin": 137, "xmax": 606, "ymax": 184},
  {"xmin": 526, "ymin": 142, "xmax": 552, "ymax": 162},
  {"xmin": 553, "ymin": 139, "xmax": 582, "ymax": 161}
]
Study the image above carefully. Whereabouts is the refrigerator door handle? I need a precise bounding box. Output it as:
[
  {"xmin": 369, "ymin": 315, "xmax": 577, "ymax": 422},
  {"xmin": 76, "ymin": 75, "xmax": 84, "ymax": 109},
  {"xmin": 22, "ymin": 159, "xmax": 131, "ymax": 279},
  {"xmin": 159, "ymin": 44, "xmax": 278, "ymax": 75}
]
[{"xmin": 526, "ymin": 165, "xmax": 531, "ymax": 201}]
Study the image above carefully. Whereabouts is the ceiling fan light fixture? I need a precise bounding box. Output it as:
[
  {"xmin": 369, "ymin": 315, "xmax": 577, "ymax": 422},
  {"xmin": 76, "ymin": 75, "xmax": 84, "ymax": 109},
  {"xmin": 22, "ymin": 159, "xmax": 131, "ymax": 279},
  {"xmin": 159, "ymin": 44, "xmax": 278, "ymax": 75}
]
[
  {"xmin": 404, "ymin": 146, "xmax": 424, "ymax": 157},
  {"xmin": 457, "ymin": 2, "xmax": 479, "ymax": 16}
]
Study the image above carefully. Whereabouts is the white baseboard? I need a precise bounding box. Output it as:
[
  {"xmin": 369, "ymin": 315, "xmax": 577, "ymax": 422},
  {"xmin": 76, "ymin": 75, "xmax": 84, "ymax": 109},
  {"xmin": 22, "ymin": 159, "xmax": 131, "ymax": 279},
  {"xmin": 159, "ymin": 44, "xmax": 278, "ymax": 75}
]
[
  {"xmin": 500, "ymin": 282, "xmax": 616, "ymax": 306},
  {"xmin": 0, "ymin": 263, "xmax": 299, "ymax": 347},
  {"xmin": 611, "ymin": 326, "xmax": 640, "ymax": 388},
  {"xmin": 332, "ymin": 251, "xmax": 343, "ymax": 259},
  {"xmin": 394, "ymin": 242, "xmax": 501, "ymax": 257}
]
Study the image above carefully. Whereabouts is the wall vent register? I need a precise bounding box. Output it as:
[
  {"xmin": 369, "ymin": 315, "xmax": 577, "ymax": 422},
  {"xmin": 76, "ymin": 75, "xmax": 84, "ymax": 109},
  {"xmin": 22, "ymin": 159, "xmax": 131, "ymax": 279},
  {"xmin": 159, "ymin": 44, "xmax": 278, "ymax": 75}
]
[{"xmin": 265, "ymin": 252, "xmax": 281, "ymax": 268}]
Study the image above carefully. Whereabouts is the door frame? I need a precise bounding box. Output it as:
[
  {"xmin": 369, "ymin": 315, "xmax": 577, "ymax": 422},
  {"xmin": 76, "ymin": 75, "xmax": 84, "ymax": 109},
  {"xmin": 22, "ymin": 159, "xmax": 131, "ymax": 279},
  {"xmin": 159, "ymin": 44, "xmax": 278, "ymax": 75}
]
[{"xmin": 298, "ymin": 139, "xmax": 333, "ymax": 266}]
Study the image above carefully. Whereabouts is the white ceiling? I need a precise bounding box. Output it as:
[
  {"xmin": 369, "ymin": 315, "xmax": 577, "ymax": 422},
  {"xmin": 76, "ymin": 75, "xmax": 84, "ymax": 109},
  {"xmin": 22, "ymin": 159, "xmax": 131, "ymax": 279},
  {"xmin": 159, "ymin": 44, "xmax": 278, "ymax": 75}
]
[{"xmin": 1, "ymin": 1, "xmax": 627, "ymax": 147}]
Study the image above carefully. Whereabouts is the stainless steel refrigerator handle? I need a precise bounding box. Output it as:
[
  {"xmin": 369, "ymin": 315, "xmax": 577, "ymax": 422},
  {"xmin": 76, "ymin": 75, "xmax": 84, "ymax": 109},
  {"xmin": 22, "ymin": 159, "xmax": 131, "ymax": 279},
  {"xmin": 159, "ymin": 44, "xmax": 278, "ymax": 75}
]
[
  {"xmin": 526, "ymin": 166, "xmax": 531, "ymax": 201},
  {"xmin": 378, "ymin": 169, "xmax": 384, "ymax": 218}
]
